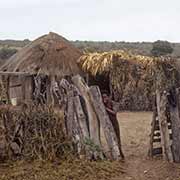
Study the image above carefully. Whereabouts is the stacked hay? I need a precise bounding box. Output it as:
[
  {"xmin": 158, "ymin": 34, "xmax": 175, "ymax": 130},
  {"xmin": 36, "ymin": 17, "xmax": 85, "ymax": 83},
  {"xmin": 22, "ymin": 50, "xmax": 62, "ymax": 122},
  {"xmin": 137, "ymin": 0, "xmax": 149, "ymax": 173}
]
[{"xmin": 78, "ymin": 50, "xmax": 155, "ymax": 111}]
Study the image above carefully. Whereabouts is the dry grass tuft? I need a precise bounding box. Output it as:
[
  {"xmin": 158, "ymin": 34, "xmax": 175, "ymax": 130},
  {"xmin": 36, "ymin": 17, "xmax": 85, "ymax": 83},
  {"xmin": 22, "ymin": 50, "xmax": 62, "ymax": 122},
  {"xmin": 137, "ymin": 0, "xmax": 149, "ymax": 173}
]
[
  {"xmin": 0, "ymin": 159, "xmax": 126, "ymax": 180},
  {"xmin": 0, "ymin": 104, "xmax": 73, "ymax": 161}
]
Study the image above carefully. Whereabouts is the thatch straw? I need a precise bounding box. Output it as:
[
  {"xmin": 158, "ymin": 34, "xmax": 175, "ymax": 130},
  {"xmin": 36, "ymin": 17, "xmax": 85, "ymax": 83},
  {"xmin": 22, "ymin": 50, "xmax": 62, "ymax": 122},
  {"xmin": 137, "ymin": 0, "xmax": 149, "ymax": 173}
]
[
  {"xmin": 78, "ymin": 50, "xmax": 179, "ymax": 110},
  {"xmin": 78, "ymin": 50, "xmax": 154, "ymax": 76},
  {"xmin": 1, "ymin": 32, "xmax": 83, "ymax": 77}
]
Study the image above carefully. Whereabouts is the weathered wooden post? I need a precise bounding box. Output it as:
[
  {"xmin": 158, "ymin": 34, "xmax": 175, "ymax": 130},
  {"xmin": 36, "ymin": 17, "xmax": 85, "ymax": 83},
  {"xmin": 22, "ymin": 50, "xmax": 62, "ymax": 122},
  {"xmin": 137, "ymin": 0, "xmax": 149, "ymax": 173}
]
[
  {"xmin": 148, "ymin": 97, "xmax": 158, "ymax": 157},
  {"xmin": 168, "ymin": 88, "xmax": 180, "ymax": 162},
  {"xmin": 89, "ymin": 86, "xmax": 124, "ymax": 160},
  {"xmin": 72, "ymin": 75, "xmax": 102, "ymax": 152},
  {"xmin": 59, "ymin": 75, "xmax": 124, "ymax": 160},
  {"xmin": 156, "ymin": 89, "xmax": 173, "ymax": 162},
  {"xmin": 154, "ymin": 60, "xmax": 173, "ymax": 162}
]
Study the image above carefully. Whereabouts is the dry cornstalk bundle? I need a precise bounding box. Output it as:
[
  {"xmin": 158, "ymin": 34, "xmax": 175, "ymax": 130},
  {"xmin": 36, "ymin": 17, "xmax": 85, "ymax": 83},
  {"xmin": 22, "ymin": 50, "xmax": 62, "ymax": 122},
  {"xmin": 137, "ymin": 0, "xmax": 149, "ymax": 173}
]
[
  {"xmin": 78, "ymin": 50, "xmax": 154, "ymax": 76},
  {"xmin": 78, "ymin": 50, "xmax": 155, "ymax": 110}
]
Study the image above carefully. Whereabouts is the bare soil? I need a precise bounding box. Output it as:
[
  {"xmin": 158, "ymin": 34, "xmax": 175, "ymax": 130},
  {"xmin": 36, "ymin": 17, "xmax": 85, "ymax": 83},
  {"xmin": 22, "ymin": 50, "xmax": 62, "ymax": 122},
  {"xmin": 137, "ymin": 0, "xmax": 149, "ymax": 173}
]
[
  {"xmin": 0, "ymin": 111, "xmax": 180, "ymax": 180},
  {"xmin": 118, "ymin": 111, "xmax": 180, "ymax": 180}
]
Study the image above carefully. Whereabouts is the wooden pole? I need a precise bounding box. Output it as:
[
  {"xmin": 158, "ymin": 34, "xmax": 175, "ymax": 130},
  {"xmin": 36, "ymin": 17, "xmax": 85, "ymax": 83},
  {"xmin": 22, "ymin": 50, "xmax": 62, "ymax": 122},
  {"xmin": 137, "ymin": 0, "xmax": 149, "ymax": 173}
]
[
  {"xmin": 89, "ymin": 86, "xmax": 124, "ymax": 160},
  {"xmin": 50, "ymin": 76, "xmax": 55, "ymax": 106},
  {"xmin": 72, "ymin": 75, "xmax": 101, "ymax": 150},
  {"xmin": 169, "ymin": 88, "xmax": 180, "ymax": 162},
  {"xmin": 156, "ymin": 89, "xmax": 173, "ymax": 162},
  {"xmin": 148, "ymin": 98, "xmax": 157, "ymax": 157},
  {"xmin": 66, "ymin": 90, "xmax": 74, "ymax": 137},
  {"xmin": 7, "ymin": 76, "xmax": 10, "ymax": 104},
  {"xmin": 21, "ymin": 76, "xmax": 26, "ymax": 102},
  {"xmin": 73, "ymin": 96, "xmax": 89, "ymax": 138}
]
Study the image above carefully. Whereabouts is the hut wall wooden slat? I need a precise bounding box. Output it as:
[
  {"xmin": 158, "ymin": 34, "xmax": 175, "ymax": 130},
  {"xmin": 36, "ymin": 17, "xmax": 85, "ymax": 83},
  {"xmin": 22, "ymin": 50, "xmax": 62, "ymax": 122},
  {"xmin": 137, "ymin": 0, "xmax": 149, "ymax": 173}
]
[
  {"xmin": 24, "ymin": 76, "xmax": 33, "ymax": 101},
  {"xmin": 8, "ymin": 75, "xmax": 33, "ymax": 105},
  {"xmin": 9, "ymin": 76, "xmax": 23, "ymax": 105}
]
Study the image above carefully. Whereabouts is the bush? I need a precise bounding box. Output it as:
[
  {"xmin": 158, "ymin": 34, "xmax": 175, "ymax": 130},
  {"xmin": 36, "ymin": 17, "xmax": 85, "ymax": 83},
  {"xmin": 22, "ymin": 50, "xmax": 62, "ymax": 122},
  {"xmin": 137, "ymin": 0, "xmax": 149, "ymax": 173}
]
[
  {"xmin": 0, "ymin": 104, "xmax": 73, "ymax": 161},
  {"xmin": 151, "ymin": 40, "xmax": 173, "ymax": 57},
  {"xmin": 0, "ymin": 48, "xmax": 17, "ymax": 60}
]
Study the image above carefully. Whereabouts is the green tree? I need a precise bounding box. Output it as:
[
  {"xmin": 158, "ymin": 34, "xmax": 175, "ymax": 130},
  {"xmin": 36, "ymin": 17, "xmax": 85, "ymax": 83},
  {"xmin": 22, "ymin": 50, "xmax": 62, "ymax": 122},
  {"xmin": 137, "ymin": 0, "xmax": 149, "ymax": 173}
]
[
  {"xmin": 151, "ymin": 40, "xmax": 173, "ymax": 56},
  {"xmin": 0, "ymin": 48, "xmax": 17, "ymax": 60}
]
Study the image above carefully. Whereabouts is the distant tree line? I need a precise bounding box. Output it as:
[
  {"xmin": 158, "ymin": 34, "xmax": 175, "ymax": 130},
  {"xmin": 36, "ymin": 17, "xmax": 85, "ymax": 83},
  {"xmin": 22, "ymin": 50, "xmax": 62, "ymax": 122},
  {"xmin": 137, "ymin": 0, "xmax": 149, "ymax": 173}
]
[
  {"xmin": 0, "ymin": 38, "xmax": 177, "ymax": 60},
  {"xmin": 73, "ymin": 40, "xmax": 175, "ymax": 57}
]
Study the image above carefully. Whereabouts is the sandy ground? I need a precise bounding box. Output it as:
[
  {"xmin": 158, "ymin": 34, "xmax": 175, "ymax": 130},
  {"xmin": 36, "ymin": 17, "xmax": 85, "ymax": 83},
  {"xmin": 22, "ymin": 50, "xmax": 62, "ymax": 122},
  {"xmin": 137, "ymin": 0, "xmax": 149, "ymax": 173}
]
[
  {"xmin": 117, "ymin": 111, "xmax": 180, "ymax": 180},
  {"xmin": 119, "ymin": 111, "xmax": 152, "ymax": 158},
  {"xmin": 0, "ymin": 111, "xmax": 180, "ymax": 180}
]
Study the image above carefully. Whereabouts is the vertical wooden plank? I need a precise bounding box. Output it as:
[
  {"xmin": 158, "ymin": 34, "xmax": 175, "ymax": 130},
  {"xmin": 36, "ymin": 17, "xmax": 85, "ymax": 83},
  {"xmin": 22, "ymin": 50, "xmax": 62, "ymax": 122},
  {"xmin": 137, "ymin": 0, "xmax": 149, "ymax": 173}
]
[
  {"xmin": 72, "ymin": 75, "xmax": 101, "ymax": 149},
  {"xmin": 73, "ymin": 96, "xmax": 89, "ymax": 138},
  {"xmin": 73, "ymin": 95, "xmax": 93, "ymax": 159},
  {"xmin": 6, "ymin": 75, "xmax": 10, "ymax": 104},
  {"xmin": 24, "ymin": 76, "xmax": 33, "ymax": 101},
  {"xmin": 46, "ymin": 77, "xmax": 51, "ymax": 104},
  {"xmin": 89, "ymin": 86, "xmax": 124, "ymax": 160},
  {"xmin": 21, "ymin": 76, "xmax": 26, "ymax": 102},
  {"xmin": 66, "ymin": 90, "xmax": 74, "ymax": 137},
  {"xmin": 50, "ymin": 76, "xmax": 55, "ymax": 106},
  {"xmin": 156, "ymin": 89, "xmax": 173, "ymax": 162},
  {"xmin": 66, "ymin": 91, "xmax": 87, "ymax": 157},
  {"xmin": 169, "ymin": 88, "xmax": 180, "ymax": 162}
]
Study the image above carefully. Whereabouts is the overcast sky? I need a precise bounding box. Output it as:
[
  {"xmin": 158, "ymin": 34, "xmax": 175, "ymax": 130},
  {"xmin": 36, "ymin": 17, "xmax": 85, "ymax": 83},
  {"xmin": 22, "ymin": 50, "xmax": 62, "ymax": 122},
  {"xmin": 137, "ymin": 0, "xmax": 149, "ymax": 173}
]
[{"xmin": 0, "ymin": 0, "xmax": 180, "ymax": 42}]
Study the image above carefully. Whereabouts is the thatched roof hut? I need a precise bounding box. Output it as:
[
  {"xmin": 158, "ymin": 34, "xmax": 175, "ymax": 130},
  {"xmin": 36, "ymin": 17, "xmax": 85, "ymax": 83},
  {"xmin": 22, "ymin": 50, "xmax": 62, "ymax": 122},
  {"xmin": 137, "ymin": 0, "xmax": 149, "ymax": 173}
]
[
  {"xmin": 78, "ymin": 50, "xmax": 155, "ymax": 110},
  {"xmin": 78, "ymin": 50, "xmax": 180, "ymax": 111},
  {"xmin": 1, "ymin": 32, "xmax": 82, "ymax": 76},
  {"xmin": 0, "ymin": 32, "xmax": 83, "ymax": 105}
]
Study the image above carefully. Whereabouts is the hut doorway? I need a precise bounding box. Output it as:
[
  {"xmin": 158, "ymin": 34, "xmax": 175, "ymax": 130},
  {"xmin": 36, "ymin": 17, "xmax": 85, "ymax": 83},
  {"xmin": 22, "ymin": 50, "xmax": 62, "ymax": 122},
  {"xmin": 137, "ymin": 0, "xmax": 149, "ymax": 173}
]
[{"xmin": 87, "ymin": 74, "xmax": 110, "ymax": 95}]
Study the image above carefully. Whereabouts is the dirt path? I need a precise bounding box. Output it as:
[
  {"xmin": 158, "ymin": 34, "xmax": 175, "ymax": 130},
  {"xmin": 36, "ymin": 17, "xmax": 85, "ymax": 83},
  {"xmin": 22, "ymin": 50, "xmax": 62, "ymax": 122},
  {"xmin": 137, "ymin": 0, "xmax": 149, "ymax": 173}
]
[
  {"xmin": 117, "ymin": 112, "xmax": 180, "ymax": 180},
  {"xmin": 118, "ymin": 111, "xmax": 152, "ymax": 158}
]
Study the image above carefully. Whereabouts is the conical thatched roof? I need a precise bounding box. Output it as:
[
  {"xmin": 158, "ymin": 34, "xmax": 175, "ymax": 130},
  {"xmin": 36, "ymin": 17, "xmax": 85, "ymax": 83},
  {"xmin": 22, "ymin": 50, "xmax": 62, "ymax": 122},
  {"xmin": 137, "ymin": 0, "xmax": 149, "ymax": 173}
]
[{"xmin": 1, "ymin": 32, "xmax": 82, "ymax": 76}]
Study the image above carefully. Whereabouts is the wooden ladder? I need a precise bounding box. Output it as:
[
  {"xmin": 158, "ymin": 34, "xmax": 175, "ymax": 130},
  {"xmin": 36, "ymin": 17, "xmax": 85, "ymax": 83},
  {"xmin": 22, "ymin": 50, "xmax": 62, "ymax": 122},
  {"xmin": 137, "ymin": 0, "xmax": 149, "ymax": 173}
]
[{"xmin": 149, "ymin": 108, "xmax": 172, "ymax": 157}]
